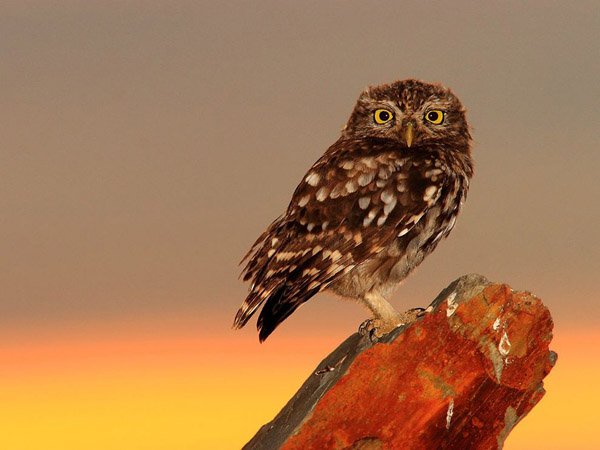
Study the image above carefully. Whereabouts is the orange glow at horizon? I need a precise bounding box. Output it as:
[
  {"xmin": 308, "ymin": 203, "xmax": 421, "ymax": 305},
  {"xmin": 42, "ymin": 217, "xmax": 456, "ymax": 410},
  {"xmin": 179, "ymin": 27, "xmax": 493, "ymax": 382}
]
[{"xmin": 0, "ymin": 322, "xmax": 598, "ymax": 450}]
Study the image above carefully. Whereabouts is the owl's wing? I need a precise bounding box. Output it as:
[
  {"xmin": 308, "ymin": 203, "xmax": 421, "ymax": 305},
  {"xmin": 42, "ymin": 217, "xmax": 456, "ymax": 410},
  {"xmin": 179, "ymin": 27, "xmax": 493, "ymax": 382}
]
[{"xmin": 235, "ymin": 137, "xmax": 450, "ymax": 341}]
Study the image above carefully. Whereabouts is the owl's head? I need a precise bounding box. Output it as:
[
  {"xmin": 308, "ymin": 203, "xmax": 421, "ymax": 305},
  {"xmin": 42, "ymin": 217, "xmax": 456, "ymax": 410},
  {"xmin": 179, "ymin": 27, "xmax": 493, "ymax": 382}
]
[{"xmin": 343, "ymin": 79, "xmax": 471, "ymax": 151}]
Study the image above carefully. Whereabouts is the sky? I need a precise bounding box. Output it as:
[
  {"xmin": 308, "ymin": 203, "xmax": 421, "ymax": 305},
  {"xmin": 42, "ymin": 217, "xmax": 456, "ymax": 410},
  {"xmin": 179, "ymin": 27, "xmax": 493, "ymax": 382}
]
[{"xmin": 1, "ymin": 1, "xmax": 599, "ymax": 449}]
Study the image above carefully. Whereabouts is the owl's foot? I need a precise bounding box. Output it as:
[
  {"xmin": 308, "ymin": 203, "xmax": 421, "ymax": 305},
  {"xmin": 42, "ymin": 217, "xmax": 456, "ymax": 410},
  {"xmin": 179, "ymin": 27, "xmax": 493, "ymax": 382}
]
[
  {"xmin": 359, "ymin": 308, "xmax": 428, "ymax": 342},
  {"xmin": 405, "ymin": 307, "xmax": 429, "ymax": 320},
  {"xmin": 358, "ymin": 317, "xmax": 403, "ymax": 342},
  {"xmin": 358, "ymin": 318, "xmax": 383, "ymax": 342}
]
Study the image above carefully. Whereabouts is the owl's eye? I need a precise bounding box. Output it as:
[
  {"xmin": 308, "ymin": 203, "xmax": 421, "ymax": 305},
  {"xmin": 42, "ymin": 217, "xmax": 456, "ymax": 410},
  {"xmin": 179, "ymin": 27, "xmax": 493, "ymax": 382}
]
[
  {"xmin": 374, "ymin": 109, "xmax": 393, "ymax": 124},
  {"xmin": 425, "ymin": 110, "xmax": 445, "ymax": 124}
]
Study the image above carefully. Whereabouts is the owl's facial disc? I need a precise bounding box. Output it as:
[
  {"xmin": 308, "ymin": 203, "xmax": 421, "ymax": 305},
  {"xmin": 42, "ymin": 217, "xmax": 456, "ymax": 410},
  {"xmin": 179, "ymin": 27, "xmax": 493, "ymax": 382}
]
[{"xmin": 343, "ymin": 79, "xmax": 469, "ymax": 150}]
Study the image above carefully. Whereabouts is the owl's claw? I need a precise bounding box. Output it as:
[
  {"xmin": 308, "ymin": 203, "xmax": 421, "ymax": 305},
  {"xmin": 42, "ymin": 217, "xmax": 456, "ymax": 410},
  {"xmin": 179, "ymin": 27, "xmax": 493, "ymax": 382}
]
[
  {"xmin": 359, "ymin": 307, "xmax": 429, "ymax": 342},
  {"xmin": 406, "ymin": 307, "xmax": 428, "ymax": 319},
  {"xmin": 368, "ymin": 328, "xmax": 380, "ymax": 343},
  {"xmin": 358, "ymin": 318, "xmax": 374, "ymax": 336},
  {"xmin": 358, "ymin": 318, "xmax": 394, "ymax": 342},
  {"xmin": 358, "ymin": 318, "xmax": 380, "ymax": 342}
]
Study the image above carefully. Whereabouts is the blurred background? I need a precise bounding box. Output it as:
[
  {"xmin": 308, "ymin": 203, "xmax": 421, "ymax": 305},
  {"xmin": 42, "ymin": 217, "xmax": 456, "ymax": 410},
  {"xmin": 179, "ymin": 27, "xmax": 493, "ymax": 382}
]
[{"xmin": 2, "ymin": 1, "xmax": 599, "ymax": 449}]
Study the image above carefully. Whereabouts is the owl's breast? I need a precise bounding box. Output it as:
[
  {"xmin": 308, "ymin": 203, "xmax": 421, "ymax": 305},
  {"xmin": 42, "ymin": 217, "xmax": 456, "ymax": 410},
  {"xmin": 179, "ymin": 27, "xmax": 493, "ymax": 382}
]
[
  {"xmin": 385, "ymin": 174, "xmax": 466, "ymax": 279},
  {"xmin": 327, "ymin": 173, "xmax": 467, "ymax": 300}
]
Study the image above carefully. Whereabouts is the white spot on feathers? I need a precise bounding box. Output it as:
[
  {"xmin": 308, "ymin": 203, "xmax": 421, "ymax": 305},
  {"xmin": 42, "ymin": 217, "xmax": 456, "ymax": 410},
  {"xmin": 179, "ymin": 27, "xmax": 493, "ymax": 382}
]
[
  {"xmin": 316, "ymin": 187, "xmax": 330, "ymax": 201},
  {"xmin": 330, "ymin": 183, "xmax": 346, "ymax": 198},
  {"xmin": 339, "ymin": 160, "xmax": 354, "ymax": 170},
  {"xmin": 426, "ymin": 168, "xmax": 443, "ymax": 178},
  {"xmin": 383, "ymin": 197, "xmax": 397, "ymax": 215},
  {"xmin": 298, "ymin": 195, "xmax": 310, "ymax": 207},
  {"xmin": 345, "ymin": 180, "xmax": 358, "ymax": 193},
  {"xmin": 363, "ymin": 208, "xmax": 378, "ymax": 226},
  {"xmin": 378, "ymin": 166, "xmax": 391, "ymax": 179},
  {"xmin": 358, "ymin": 172, "xmax": 375, "ymax": 186},
  {"xmin": 305, "ymin": 172, "xmax": 320, "ymax": 186},
  {"xmin": 432, "ymin": 230, "xmax": 445, "ymax": 243},
  {"xmin": 358, "ymin": 197, "xmax": 370, "ymax": 210},
  {"xmin": 326, "ymin": 264, "xmax": 342, "ymax": 275},
  {"xmin": 276, "ymin": 251, "xmax": 300, "ymax": 261},
  {"xmin": 424, "ymin": 185, "xmax": 438, "ymax": 201},
  {"xmin": 448, "ymin": 216, "xmax": 456, "ymax": 230},
  {"xmin": 398, "ymin": 228, "xmax": 409, "ymax": 237},
  {"xmin": 244, "ymin": 304, "xmax": 261, "ymax": 318},
  {"xmin": 409, "ymin": 213, "xmax": 425, "ymax": 224},
  {"xmin": 302, "ymin": 267, "xmax": 319, "ymax": 276},
  {"xmin": 380, "ymin": 190, "xmax": 395, "ymax": 204},
  {"xmin": 361, "ymin": 157, "xmax": 377, "ymax": 169},
  {"xmin": 330, "ymin": 250, "xmax": 342, "ymax": 262}
]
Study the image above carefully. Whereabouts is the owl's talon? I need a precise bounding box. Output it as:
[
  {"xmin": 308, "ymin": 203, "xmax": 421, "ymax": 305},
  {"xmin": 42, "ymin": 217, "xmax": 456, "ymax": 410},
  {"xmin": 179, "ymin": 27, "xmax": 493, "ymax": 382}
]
[
  {"xmin": 368, "ymin": 327, "xmax": 380, "ymax": 343},
  {"xmin": 407, "ymin": 307, "xmax": 428, "ymax": 319},
  {"xmin": 359, "ymin": 318, "xmax": 392, "ymax": 342},
  {"xmin": 358, "ymin": 318, "xmax": 376, "ymax": 336}
]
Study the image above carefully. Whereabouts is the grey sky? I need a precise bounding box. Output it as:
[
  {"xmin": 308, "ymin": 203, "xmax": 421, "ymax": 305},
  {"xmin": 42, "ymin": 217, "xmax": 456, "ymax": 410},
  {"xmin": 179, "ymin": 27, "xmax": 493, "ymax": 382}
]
[{"xmin": 2, "ymin": 1, "xmax": 599, "ymax": 336}]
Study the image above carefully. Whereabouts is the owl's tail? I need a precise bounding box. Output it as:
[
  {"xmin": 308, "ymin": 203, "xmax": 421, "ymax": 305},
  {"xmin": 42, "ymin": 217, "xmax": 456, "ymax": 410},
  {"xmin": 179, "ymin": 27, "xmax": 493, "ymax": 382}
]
[
  {"xmin": 234, "ymin": 215, "xmax": 326, "ymax": 341},
  {"xmin": 232, "ymin": 284, "xmax": 277, "ymax": 331},
  {"xmin": 234, "ymin": 281, "xmax": 316, "ymax": 342}
]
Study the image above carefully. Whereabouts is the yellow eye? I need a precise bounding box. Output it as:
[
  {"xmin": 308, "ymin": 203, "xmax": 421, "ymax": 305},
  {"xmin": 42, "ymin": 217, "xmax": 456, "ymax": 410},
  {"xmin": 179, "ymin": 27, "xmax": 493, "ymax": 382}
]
[
  {"xmin": 425, "ymin": 110, "xmax": 445, "ymax": 124},
  {"xmin": 374, "ymin": 109, "xmax": 393, "ymax": 124}
]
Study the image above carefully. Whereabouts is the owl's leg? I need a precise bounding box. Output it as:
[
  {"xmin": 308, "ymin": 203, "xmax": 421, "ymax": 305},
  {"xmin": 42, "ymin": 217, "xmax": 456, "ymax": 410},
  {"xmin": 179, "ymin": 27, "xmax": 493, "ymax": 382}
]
[{"xmin": 358, "ymin": 291, "xmax": 418, "ymax": 340}]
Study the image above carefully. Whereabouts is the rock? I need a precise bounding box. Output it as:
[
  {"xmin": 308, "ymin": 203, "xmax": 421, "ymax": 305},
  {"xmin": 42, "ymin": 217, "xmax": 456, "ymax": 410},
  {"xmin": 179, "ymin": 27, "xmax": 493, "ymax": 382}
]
[{"xmin": 243, "ymin": 274, "xmax": 556, "ymax": 450}]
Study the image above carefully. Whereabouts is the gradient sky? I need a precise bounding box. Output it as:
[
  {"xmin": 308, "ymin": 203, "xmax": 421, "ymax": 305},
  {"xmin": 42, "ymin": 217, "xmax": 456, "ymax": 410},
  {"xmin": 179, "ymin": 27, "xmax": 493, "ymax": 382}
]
[{"xmin": 1, "ymin": 1, "xmax": 599, "ymax": 449}]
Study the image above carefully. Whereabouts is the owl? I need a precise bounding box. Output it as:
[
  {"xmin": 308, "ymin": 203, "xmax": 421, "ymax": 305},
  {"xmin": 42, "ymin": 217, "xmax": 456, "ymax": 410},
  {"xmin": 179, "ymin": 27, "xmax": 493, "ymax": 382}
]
[{"xmin": 234, "ymin": 79, "xmax": 473, "ymax": 342}]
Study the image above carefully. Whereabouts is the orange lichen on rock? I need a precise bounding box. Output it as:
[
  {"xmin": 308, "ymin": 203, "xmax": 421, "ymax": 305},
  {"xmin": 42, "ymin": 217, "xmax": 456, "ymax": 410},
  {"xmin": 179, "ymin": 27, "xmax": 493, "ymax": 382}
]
[{"xmin": 244, "ymin": 275, "xmax": 556, "ymax": 450}]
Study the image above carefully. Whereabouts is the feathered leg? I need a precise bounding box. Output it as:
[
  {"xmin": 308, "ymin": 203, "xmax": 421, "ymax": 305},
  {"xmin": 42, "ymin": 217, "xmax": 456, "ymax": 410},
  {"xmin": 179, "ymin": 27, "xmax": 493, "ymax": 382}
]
[{"xmin": 358, "ymin": 291, "xmax": 422, "ymax": 340}]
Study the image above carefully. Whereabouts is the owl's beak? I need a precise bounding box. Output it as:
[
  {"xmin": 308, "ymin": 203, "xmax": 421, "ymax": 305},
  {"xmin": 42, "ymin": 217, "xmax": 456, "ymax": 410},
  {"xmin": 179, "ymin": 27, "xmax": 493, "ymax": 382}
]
[{"xmin": 404, "ymin": 122, "xmax": 414, "ymax": 148}]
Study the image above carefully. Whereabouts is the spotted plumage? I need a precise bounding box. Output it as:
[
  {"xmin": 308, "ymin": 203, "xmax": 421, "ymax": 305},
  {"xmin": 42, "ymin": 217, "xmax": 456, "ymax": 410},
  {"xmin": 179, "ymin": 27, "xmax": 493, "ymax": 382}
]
[{"xmin": 234, "ymin": 79, "xmax": 473, "ymax": 341}]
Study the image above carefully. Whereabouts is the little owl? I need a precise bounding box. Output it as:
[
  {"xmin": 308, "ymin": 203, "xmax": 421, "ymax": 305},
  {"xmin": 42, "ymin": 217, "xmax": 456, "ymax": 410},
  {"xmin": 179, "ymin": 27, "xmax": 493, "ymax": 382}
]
[{"xmin": 234, "ymin": 79, "xmax": 473, "ymax": 342}]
